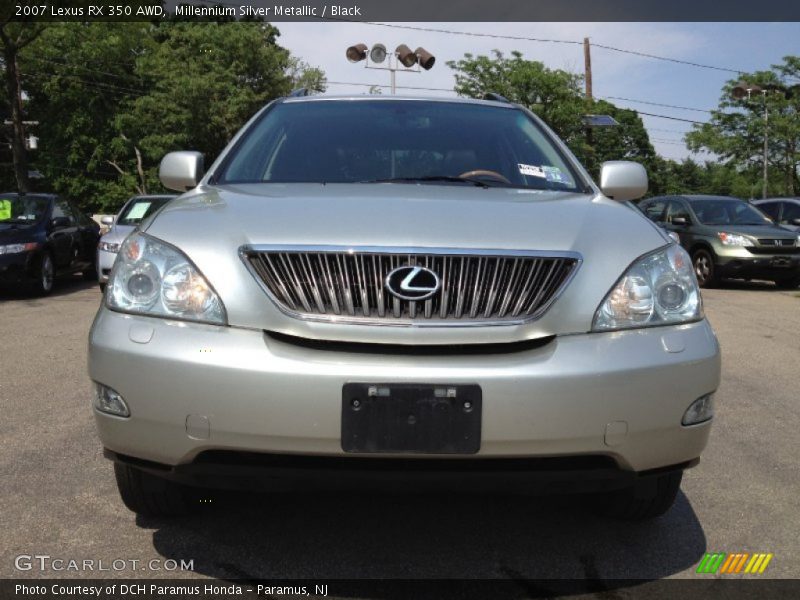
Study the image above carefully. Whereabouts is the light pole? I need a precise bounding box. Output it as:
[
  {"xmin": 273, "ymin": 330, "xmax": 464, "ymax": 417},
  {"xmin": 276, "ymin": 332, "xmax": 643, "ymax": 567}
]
[
  {"xmin": 346, "ymin": 43, "xmax": 435, "ymax": 95},
  {"xmin": 731, "ymin": 82, "xmax": 769, "ymax": 199}
]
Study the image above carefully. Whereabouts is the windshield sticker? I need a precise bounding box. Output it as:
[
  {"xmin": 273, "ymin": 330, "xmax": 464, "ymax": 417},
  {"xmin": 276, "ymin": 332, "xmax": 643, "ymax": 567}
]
[
  {"xmin": 126, "ymin": 202, "xmax": 151, "ymax": 221},
  {"xmin": 542, "ymin": 165, "xmax": 569, "ymax": 183},
  {"xmin": 0, "ymin": 199, "xmax": 11, "ymax": 221},
  {"xmin": 518, "ymin": 164, "xmax": 546, "ymax": 178}
]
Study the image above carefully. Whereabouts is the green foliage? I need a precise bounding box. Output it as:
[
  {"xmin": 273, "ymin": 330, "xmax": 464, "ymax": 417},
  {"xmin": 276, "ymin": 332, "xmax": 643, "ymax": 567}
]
[
  {"xmin": 447, "ymin": 50, "xmax": 658, "ymax": 183},
  {"xmin": 11, "ymin": 21, "xmax": 321, "ymax": 212},
  {"xmin": 685, "ymin": 56, "xmax": 800, "ymax": 197}
]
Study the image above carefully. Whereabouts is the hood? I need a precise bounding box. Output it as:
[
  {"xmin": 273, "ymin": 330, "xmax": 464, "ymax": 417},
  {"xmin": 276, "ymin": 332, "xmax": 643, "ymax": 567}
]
[
  {"xmin": 101, "ymin": 224, "xmax": 136, "ymax": 245},
  {"xmin": 142, "ymin": 183, "xmax": 669, "ymax": 343},
  {"xmin": 711, "ymin": 224, "xmax": 798, "ymax": 240}
]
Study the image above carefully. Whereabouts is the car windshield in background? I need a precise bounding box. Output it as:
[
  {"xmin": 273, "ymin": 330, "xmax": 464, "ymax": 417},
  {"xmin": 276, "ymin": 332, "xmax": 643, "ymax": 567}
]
[
  {"xmin": 218, "ymin": 100, "xmax": 585, "ymax": 192},
  {"xmin": 117, "ymin": 197, "xmax": 173, "ymax": 226},
  {"xmin": 0, "ymin": 196, "xmax": 49, "ymax": 224},
  {"xmin": 688, "ymin": 198, "xmax": 773, "ymax": 226}
]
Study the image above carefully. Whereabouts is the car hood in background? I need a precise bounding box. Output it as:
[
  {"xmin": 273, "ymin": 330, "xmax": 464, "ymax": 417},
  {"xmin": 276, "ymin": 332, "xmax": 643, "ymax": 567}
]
[
  {"xmin": 704, "ymin": 224, "xmax": 798, "ymax": 240},
  {"xmin": 100, "ymin": 224, "xmax": 136, "ymax": 245},
  {"xmin": 142, "ymin": 183, "xmax": 670, "ymax": 344}
]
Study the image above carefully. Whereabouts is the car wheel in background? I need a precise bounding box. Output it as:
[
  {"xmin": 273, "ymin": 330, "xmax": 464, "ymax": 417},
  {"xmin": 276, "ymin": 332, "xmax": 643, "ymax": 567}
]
[
  {"xmin": 30, "ymin": 252, "xmax": 55, "ymax": 296},
  {"xmin": 692, "ymin": 249, "xmax": 718, "ymax": 288},
  {"xmin": 83, "ymin": 266, "xmax": 97, "ymax": 281},
  {"xmin": 774, "ymin": 275, "xmax": 800, "ymax": 289},
  {"xmin": 591, "ymin": 471, "xmax": 683, "ymax": 521},
  {"xmin": 113, "ymin": 463, "xmax": 193, "ymax": 517}
]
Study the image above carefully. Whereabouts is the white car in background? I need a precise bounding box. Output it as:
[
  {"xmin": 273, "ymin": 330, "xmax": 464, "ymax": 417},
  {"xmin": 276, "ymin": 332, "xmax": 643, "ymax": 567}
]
[{"xmin": 97, "ymin": 195, "xmax": 176, "ymax": 290}]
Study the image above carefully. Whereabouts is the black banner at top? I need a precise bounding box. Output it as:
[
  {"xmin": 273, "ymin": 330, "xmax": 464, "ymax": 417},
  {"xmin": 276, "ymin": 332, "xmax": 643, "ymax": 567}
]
[{"xmin": 6, "ymin": 0, "xmax": 800, "ymax": 22}]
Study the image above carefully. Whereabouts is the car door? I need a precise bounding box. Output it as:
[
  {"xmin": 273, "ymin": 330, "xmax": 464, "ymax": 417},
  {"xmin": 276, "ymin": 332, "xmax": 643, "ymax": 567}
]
[
  {"xmin": 49, "ymin": 198, "xmax": 78, "ymax": 269},
  {"xmin": 68, "ymin": 200, "xmax": 100, "ymax": 267}
]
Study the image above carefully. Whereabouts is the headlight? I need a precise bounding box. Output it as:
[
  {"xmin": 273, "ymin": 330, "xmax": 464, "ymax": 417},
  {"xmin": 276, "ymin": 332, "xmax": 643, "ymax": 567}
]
[
  {"xmin": 717, "ymin": 232, "xmax": 753, "ymax": 247},
  {"xmin": 0, "ymin": 242, "xmax": 38, "ymax": 255},
  {"xmin": 98, "ymin": 241, "xmax": 120, "ymax": 253},
  {"xmin": 107, "ymin": 232, "xmax": 226, "ymax": 324},
  {"xmin": 593, "ymin": 244, "xmax": 702, "ymax": 331}
]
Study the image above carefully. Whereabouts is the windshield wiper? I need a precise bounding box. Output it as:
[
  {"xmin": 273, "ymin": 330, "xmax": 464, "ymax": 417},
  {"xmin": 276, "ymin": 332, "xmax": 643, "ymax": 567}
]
[{"xmin": 359, "ymin": 175, "xmax": 505, "ymax": 188}]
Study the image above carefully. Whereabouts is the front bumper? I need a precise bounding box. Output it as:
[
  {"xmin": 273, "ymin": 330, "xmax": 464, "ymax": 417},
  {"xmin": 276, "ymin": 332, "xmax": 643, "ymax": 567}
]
[
  {"xmin": 0, "ymin": 251, "xmax": 35, "ymax": 283},
  {"xmin": 88, "ymin": 307, "xmax": 720, "ymax": 476},
  {"xmin": 96, "ymin": 249, "xmax": 117, "ymax": 283},
  {"xmin": 714, "ymin": 245, "xmax": 800, "ymax": 279}
]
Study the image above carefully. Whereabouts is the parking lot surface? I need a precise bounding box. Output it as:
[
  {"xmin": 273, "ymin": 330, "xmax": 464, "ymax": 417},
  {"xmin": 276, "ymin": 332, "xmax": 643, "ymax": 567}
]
[{"xmin": 1, "ymin": 278, "xmax": 798, "ymax": 582}]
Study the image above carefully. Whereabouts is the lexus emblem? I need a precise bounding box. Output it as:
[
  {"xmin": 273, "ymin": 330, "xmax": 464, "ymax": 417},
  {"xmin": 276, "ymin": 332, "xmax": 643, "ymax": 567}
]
[{"xmin": 385, "ymin": 265, "xmax": 441, "ymax": 301}]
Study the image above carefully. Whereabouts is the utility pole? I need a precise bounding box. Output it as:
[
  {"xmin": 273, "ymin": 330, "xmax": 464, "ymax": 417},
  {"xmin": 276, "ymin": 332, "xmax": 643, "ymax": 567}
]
[
  {"xmin": 583, "ymin": 37, "xmax": 593, "ymax": 101},
  {"xmin": 762, "ymin": 92, "xmax": 768, "ymax": 199},
  {"xmin": 583, "ymin": 38, "xmax": 594, "ymax": 170}
]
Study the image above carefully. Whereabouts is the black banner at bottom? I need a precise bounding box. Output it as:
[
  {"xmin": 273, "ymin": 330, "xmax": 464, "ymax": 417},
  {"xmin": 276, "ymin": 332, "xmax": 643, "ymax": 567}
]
[{"xmin": 2, "ymin": 579, "xmax": 800, "ymax": 600}]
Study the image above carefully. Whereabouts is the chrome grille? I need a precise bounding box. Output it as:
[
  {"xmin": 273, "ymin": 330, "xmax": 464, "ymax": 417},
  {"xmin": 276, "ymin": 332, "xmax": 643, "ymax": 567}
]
[{"xmin": 242, "ymin": 246, "xmax": 580, "ymax": 326}]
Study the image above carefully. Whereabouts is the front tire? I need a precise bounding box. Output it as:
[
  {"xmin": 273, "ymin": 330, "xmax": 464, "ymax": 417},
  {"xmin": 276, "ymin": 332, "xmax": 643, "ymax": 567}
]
[
  {"xmin": 114, "ymin": 463, "xmax": 192, "ymax": 517},
  {"xmin": 30, "ymin": 252, "xmax": 55, "ymax": 296},
  {"xmin": 592, "ymin": 471, "xmax": 683, "ymax": 521},
  {"xmin": 692, "ymin": 249, "xmax": 718, "ymax": 288}
]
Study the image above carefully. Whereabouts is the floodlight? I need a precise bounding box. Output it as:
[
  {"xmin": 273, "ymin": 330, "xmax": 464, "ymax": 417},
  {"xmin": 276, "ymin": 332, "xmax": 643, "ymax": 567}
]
[
  {"xmin": 346, "ymin": 43, "xmax": 368, "ymax": 63},
  {"xmin": 370, "ymin": 43, "xmax": 387, "ymax": 64},
  {"xmin": 395, "ymin": 44, "xmax": 417, "ymax": 68},
  {"xmin": 415, "ymin": 47, "xmax": 435, "ymax": 70}
]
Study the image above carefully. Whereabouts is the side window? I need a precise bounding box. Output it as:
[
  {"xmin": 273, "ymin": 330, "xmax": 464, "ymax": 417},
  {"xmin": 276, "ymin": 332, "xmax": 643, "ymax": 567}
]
[
  {"xmin": 666, "ymin": 200, "xmax": 691, "ymax": 223},
  {"xmin": 782, "ymin": 202, "xmax": 800, "ymax": 223},
  {"xmin": 52, "ymin": 200, "xmax": 75, "ymax": 225},
  {"xmin": 757, "ymin": 202, "xmax": 781, "ymax": 221},
  {"xmin": 642, "ymin": 199, "xmax": 667, "ymax": 222}
]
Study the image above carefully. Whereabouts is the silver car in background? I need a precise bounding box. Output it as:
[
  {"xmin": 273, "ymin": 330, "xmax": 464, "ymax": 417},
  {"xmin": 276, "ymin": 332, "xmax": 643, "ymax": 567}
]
[
  {"xmin": 89, "ymin": 95, "xmax": 720, "ymax": 520},
  {"xmin": 96, "ymin": 195, "xmax": 175, "ymax": 290}
]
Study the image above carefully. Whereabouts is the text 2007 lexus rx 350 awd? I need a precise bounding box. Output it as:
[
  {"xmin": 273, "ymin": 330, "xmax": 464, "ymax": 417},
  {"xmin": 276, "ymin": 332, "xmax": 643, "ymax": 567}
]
[{"xmin": 88, "ymin": 94, "xmax": 720, "ymax": 520}]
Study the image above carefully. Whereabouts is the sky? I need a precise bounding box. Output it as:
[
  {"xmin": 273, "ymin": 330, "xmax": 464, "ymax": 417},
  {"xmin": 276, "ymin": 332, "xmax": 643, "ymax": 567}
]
[{"xmin": 275, "ymin": 21, "xmax": 800, "ymax": 161}]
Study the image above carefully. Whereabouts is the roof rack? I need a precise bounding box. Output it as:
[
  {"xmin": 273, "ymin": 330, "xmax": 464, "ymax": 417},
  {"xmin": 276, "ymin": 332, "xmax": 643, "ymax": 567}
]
[
  {"xmin": 288, "ymin": 88, "xmax": 311, "ymax": 97},
  {"xmin": 483, "ymin": 92, "xmax": 510, "ymax": 103}
]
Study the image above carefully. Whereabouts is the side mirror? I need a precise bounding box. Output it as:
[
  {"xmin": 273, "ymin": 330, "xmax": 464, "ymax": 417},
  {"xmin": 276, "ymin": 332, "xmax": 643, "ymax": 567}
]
[
  {"xmin": 599, "ymin": 161, "xmax": 648, "ymax": 202},
  {"xmin": 50, "ymin": 216, "xmax": 71, "ymax": 229},
  {"xmin": 159, "ymin": 151, "xmax": 204, "ymax": 192},
  {"xmin": 672, "ymin": 216, "xmax": 690, "ymax": 226},
  {"xmin": 791, "ymin": 218, "xmax": 800, "ymax": 226},
  {"xmin": 101, "ymin": 215, "xmax": 114, "ymax": 226}
]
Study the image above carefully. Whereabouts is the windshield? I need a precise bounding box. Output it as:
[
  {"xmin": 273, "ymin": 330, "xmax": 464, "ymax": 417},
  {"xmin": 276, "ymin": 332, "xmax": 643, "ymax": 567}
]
[
  {"xmin": 0, "ymin": 196, "xmax": 49, "ymax": 224},
  {"xmin": 117, "ymin": 197, "xmax": 173, "ymax": 226},
  {"xmin": 688, "ymin": 199, "xmax": 773, "ymax": 226},
  {"xmin": 218, "ymin": 100, "xmax": 585, "ymax": 192}
]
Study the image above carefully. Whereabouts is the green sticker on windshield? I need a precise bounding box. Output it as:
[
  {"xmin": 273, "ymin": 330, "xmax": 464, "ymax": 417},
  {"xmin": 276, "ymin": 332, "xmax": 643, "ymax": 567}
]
[{"xmin": 0, "ymin": 199, "xmax": 11, "ymax": 221}]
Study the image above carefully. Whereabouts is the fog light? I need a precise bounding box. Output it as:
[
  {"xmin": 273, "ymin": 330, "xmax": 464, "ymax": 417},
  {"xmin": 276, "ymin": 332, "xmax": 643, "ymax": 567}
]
[
  {"xmin": 682, "ymin": 393, "xmax": 714, "ymax": 425},
  {"xmin": 93, "ymin": 383, "xmax": 130, "ymax": 417}
]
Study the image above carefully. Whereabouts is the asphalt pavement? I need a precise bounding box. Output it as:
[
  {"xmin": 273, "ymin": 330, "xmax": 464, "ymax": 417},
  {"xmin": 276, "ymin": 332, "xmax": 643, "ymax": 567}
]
[{"xmin": 1, "ymin": 276, "xmax": 798, "ymax": 585}]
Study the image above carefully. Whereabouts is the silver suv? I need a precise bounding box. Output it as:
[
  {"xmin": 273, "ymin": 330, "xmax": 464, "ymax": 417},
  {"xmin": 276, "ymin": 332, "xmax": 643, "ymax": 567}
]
[{"xmin": 88, "ymin": 95, "xmax": 720, "ymax": 519}]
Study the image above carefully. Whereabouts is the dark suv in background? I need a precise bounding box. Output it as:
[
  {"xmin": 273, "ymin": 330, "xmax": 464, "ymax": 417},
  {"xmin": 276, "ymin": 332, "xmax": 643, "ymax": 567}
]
[
  {"xmin": 639, "ymin": 195, "xmax": 800, "ymax": 288},
  {"xmin": 0, "ymin": 193, "xmax": 100, "ymax": 295}
]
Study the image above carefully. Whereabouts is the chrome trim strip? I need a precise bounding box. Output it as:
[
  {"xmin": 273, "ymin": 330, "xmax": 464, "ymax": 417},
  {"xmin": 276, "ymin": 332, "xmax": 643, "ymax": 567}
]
[{"xmin": 238, "ymin": 245, "xmax": 583, "ymax": 328}]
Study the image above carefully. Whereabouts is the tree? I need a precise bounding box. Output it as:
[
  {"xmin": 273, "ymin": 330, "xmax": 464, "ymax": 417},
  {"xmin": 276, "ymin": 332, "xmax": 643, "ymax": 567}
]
[
  {"xmin": 686, "ymin": 56, "xmax": 800, "ymax": 198},
  {"xmin": 447, "ymin": 50, "xmax": 657, "ymax": 180},
  {"xmin": 0, "ymin": 14, "xmax": 45, "ymax": 192},
  {"xmin": 20, "ymin": 21, "xmax": 319, "ymax": 212},
  {"xmin": 287, "ymin": 56, "xmax": 326, "ymax": 93}
]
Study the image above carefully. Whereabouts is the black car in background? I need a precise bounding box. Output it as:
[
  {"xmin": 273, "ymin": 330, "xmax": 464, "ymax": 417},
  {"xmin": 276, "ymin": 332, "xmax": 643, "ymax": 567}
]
[
  {"xmin": 752, "ymin": 197, "xmax": 800, "ymax": 232},
  {"xmin": 639, "ymin": 194, "xmax": 800, "ymax": 288},
  {"xmin": 0, "ymin": 193, "xmax": 100, "ymax": 295}
]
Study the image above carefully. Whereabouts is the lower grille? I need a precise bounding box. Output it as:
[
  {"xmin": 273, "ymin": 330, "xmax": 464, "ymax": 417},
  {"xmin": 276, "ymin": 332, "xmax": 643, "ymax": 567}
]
[{"xmin": 242, "ymin": 246, "xmax": 580, "ymax": 326}]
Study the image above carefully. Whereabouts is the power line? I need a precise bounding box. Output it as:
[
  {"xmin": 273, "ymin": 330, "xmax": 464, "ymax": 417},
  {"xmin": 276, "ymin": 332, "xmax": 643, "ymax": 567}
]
[
  {"xmin": 360, "ymin": 21, "xmax": 744, "ymax": 74},
  {"xmin": 599, "ymin": 95, "xmax": 712, "ymax": 114},
  {"xmin": 637, "ymin": 111, "xmax": 706, "ymax": 125}
]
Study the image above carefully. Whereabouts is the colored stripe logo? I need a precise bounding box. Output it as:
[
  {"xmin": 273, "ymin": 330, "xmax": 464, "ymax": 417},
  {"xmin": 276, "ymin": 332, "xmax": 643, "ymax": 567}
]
[{"xmin": 696, "ymin": 552, "xmax": 773, "ymax": 574}]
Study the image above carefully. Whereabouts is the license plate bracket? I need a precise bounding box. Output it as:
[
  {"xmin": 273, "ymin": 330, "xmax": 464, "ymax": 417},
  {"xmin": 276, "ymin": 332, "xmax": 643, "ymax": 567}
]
[{"xmin": 341, "ymin": 383, "xmax": 481, "ymax": 454}]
